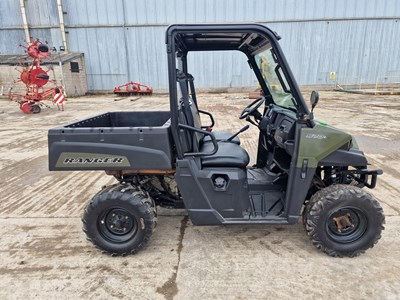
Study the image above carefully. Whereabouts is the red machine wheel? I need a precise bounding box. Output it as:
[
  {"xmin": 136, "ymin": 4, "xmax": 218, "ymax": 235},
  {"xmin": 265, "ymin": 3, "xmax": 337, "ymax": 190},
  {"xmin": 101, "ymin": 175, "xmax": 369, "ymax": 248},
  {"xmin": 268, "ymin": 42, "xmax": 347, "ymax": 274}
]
[
  {"xmin": 20, "ymin": 102, "xmax": 41, "ymax": 114},
  {"xmin": 20, "ymin": 102, "xmax": 32, "ymax": 114},
  {"xmin": 20, "ymin": 67, "xmax": 49, "ymax": 87}
]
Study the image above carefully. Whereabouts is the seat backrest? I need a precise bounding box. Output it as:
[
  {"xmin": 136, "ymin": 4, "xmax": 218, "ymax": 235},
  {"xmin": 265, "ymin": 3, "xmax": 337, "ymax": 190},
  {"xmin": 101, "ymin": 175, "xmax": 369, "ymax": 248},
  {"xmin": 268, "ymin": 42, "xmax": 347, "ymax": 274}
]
[{"xmin": 178, "ymin": 99, "xmax": 204, "ymax": 152}]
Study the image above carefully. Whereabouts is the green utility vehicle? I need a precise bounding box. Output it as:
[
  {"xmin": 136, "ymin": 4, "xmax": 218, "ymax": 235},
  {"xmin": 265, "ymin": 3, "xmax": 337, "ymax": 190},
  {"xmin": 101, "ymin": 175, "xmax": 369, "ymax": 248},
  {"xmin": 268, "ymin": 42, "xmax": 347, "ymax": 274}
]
[{"xmin": 48, "ymin": 24, "xmax": 384, "ymax": 257}]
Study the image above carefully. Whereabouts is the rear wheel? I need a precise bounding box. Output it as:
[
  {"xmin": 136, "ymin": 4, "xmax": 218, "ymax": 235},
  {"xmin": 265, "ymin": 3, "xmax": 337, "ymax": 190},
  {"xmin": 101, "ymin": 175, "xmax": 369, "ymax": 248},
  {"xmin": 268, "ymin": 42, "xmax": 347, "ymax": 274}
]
[
  {"xmin": 82, "ymin": 184, "xmax": 157, "ymax": 256},
  {"xmin": 303, "ymin": 185, "xmax": 384, "ymax": 257}
]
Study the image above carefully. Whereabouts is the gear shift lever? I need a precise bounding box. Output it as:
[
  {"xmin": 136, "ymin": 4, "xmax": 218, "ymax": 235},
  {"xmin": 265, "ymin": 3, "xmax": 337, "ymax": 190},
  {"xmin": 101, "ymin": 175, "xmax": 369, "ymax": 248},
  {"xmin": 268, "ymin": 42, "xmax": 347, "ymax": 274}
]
[{"xmin": 225, "ymin": 125, "xmax": 250, "ymax": 142}]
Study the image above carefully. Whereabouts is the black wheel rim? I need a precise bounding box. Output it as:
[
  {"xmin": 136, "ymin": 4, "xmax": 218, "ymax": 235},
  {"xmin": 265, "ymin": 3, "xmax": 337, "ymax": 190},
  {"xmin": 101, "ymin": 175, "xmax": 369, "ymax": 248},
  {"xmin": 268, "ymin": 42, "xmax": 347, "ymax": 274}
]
[
  {"xmin": 31, "ymin": 105, "xmax": 40, "ymax": 113},
  {"xmin": 98, "ymin": 207, "xmax": 138, "ymax": 243},
  {"xmin": 326, "ymin": 206, "xmax": 368, "ymax": 243}
]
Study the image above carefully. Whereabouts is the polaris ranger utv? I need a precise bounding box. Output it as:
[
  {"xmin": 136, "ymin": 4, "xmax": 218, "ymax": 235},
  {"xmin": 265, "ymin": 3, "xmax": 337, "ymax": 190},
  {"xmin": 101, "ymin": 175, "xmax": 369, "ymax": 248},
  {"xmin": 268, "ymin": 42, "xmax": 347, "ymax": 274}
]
[{"xmin": 48, "ymin": 24, "xmax": 384, "ymax": 257}]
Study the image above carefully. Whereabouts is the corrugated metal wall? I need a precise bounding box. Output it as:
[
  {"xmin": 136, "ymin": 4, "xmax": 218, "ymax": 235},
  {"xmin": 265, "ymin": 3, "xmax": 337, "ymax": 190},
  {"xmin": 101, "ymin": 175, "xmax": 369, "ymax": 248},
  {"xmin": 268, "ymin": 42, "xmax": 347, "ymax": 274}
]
[{"xmin": 1, "ymin": 0, "xmax": 399, "ymax": 91}]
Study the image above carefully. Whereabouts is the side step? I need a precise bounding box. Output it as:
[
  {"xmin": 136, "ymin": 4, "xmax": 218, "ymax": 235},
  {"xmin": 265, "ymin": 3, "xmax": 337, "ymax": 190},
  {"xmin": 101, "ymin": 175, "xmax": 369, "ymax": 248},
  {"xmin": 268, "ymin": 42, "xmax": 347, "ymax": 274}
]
[
  {"xmin": 248, "ymin": 191, "xmax": 284, "ymax": 219},
  {"xmin": 248, "ymin": 192, "xmax": 284, "ymax": 218},
  {"xmin": 246, "ymin": 167, "xmax": 286, "ymax": 219}
]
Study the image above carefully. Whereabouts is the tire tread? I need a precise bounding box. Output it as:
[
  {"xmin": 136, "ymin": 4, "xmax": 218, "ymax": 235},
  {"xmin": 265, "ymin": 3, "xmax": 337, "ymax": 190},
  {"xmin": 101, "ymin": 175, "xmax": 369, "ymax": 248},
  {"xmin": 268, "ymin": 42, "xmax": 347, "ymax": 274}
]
[
  {"xmin": 82, "ymin": 183, "xmax": 157, "ymax": 256},
  {"xmin": 303, "ymin": 184, "xmax": 385, "ymax": 257}
]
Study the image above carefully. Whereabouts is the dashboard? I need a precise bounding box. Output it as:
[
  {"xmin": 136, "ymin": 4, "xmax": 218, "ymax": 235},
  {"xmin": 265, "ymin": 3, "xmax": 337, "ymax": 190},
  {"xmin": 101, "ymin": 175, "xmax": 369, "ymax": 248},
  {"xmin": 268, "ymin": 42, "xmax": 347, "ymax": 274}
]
[{"xmin": 258, "ymin": 105, "xmax": 297, "ymax": 171}]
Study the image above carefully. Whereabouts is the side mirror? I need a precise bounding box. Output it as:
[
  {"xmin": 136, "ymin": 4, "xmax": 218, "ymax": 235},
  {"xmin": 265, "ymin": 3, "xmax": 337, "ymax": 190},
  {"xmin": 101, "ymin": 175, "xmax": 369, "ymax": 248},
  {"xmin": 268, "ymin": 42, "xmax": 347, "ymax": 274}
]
[{"xmin": 310, "ymin": 91, "xmax": 319, "ymax": 112}]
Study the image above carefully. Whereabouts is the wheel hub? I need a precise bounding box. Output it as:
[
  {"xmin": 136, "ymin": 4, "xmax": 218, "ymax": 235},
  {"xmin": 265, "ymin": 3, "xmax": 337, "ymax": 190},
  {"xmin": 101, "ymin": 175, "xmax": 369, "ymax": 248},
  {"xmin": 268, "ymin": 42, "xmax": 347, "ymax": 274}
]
[
  {"xmin": 104, "ymin": 208, "xmax": 134, "ymax": 235},
  {"xmin": 327, "ymin": 207, "xmax": 367, "ymax": 243},
  {"xmin": 333, "ymin": 213, "xmax": 355, "ymax": 233}
]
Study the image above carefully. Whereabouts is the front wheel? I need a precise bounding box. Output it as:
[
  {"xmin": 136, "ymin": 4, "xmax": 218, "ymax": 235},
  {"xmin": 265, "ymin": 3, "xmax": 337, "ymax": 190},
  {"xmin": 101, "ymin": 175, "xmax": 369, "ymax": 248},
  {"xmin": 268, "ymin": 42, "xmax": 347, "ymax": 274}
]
[
  {"xmin": 303, "ymin": 185, "xmax": 384, "ymax": 257},
  {"xmin": 82, "ymin": 184, "xmax": 157, "ymax": 256}
]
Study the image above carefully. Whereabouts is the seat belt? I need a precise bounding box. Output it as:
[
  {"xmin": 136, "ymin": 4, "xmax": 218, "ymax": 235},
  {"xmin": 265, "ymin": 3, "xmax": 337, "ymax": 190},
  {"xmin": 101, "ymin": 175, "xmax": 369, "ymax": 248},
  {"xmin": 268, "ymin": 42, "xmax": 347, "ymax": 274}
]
[
  {"xmin": 177, "ymin": 71, "xmax": 202, "ymax": 152},
  {"xmin": 177, "ymin": 72, "xmax": 194, "ymax": 128},
  {"xmin": 186, "ymin": 73, "xmax": 198, "ymax": 108}
]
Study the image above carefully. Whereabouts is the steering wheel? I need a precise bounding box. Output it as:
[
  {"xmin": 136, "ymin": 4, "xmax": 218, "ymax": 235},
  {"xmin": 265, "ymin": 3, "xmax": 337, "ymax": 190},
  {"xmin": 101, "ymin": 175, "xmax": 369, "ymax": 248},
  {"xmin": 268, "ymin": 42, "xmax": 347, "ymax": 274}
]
[{"xmin": 239, "ymin": 96, "xmax": 265, "ymax": 119}]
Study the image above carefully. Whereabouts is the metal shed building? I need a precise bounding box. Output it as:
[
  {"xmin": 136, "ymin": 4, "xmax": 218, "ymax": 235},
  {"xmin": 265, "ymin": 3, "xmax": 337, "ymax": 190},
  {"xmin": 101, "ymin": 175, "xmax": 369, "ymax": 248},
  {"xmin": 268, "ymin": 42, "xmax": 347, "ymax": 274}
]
[{"xmin": 0, "ymin": 0, "xmax": 399, "ymax": 92}]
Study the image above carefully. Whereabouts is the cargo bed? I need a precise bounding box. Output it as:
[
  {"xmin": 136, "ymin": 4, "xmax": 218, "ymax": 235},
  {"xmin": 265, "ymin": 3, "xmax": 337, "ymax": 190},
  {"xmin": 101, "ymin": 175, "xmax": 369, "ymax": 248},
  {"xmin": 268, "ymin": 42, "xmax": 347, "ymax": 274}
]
[{"xmin": 48, "ymin": 111, "xmax": 174, "ymax": 171}]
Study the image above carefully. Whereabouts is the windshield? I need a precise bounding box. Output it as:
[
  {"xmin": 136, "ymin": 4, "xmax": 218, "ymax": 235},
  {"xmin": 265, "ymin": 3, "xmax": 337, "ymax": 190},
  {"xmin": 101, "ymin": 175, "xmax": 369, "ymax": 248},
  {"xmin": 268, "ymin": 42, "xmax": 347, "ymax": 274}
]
[{"xmin": 255, "ymin": 48, "xmax": 296, "ymax": 110}]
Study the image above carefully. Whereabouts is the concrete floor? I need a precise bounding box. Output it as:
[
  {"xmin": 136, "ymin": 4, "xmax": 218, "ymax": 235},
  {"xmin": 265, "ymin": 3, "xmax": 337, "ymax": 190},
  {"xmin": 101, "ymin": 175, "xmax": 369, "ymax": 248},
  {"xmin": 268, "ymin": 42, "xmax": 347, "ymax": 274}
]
[{"xmin": 0, "ymin": 91, "xmax": 399, "ymax": 299}]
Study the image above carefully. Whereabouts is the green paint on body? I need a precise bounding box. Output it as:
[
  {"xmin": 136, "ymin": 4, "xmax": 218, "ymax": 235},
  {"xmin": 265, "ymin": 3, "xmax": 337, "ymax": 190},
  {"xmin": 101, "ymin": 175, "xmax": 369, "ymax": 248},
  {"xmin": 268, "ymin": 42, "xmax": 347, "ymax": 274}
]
[
  {"xmin": 56, "ymin": 152, "xmax": 131, "ymax": 168},
  {"xmin": 318, "ymin": 120, "xmax": 328, "ymax": 126},
  {"xmin": 297, "ymin": 124, "xmax": 352, "ymax": 168}
]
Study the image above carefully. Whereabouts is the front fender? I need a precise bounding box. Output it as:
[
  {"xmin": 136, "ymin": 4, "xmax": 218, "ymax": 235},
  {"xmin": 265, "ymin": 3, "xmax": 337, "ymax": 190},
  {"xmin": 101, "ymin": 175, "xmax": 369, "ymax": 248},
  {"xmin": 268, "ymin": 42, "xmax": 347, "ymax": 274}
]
[
  {"xmin": 297, "ymin": 123, "xmax": 352, "ymax": 168},
  {"xmin": 318, "ymin": 148, "xmax": 368, "ymax": 167}
]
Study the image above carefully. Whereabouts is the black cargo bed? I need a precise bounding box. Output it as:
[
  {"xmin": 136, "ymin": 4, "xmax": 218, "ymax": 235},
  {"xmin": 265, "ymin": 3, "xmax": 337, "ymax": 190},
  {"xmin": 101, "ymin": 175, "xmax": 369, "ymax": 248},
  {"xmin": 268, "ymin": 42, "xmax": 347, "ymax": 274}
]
[{"xmin": 48, "ymin": 111, "xmax": 174, "ymax": 171}]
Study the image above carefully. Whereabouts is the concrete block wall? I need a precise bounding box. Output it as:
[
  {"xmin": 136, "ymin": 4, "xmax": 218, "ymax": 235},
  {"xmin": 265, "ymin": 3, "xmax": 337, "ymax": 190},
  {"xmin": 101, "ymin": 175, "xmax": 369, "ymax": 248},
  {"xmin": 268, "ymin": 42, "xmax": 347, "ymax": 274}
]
[
  {"xmin": 0, "ymin": 65, "xmax": 27, "ymax": 96},
  {"xmin": 61, "ymin": 55, "xmax": 88, "ymax": 97}
]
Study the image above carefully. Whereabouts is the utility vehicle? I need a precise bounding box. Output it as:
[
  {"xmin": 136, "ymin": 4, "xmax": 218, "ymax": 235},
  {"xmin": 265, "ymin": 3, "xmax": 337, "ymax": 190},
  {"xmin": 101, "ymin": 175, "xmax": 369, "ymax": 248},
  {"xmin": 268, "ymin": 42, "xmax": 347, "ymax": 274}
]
[{"xmin": 48, "ymin": 24, "xmax": 384, "ymax": 257}]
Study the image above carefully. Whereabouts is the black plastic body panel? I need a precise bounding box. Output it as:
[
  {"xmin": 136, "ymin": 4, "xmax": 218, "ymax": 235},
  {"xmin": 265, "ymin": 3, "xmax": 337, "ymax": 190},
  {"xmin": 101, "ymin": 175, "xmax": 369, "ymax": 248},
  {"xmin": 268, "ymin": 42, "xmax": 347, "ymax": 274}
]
[
  {"xmin": 175, "ymin": 159, "xmax": 250, "ymax": 224},
  {"xmin": 176, "ymin": 159, "xmax": 291, "ymax": 225},
  {"xmin": 284, "ymin": 166, "xmax": 316, "ymax": 223},
  {"xmin": 282, "ymin": 121, "xmax": 316, "ymax": 223},
  {"xmin": 48, "ymin": 111, "xmax": 175, "ymax": 171},
  {"xmin": 319, "ymin": 148, "xmax": 368, "ymax": 166}
]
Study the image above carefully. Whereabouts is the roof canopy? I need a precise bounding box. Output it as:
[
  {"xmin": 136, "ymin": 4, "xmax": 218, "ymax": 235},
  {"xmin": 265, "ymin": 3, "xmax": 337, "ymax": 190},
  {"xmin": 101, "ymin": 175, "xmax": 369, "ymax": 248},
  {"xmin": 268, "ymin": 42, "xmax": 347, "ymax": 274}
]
[{"xmin": 166, "ymin": 24, "xmax": 280, "ymax": 55}]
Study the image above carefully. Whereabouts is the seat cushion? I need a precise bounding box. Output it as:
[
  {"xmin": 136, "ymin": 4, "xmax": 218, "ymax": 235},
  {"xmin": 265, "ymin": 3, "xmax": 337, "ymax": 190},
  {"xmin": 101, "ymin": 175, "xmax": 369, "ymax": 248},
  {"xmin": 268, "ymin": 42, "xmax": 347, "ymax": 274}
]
[
  {"xmin": 201, "ymin": 141, "xmax": 249, "ymax": 168},
  {"xmin": 202, "ymin": 130, "xmax": 240, "ymax": 145}
]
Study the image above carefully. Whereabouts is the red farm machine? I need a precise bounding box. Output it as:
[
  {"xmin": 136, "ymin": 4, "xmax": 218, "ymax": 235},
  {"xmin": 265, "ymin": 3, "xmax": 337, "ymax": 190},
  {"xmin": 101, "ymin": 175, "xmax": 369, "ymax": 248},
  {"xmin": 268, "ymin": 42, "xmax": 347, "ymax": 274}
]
[
  {"xmin": 8, "ymin": 38, "xmax": 66, "ymax": 114},
  {"xmin": 114, "ymin": 81, "xmax": 152, "ymax": 96}
]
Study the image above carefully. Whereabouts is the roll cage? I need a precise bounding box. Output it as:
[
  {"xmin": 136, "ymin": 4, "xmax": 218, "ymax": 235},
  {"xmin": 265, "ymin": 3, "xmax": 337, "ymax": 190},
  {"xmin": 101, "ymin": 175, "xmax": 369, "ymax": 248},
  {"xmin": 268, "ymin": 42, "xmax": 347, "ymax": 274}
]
[{"xmin": 165, "ymin": 24, "xmax": 310, "ymax": 159}]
